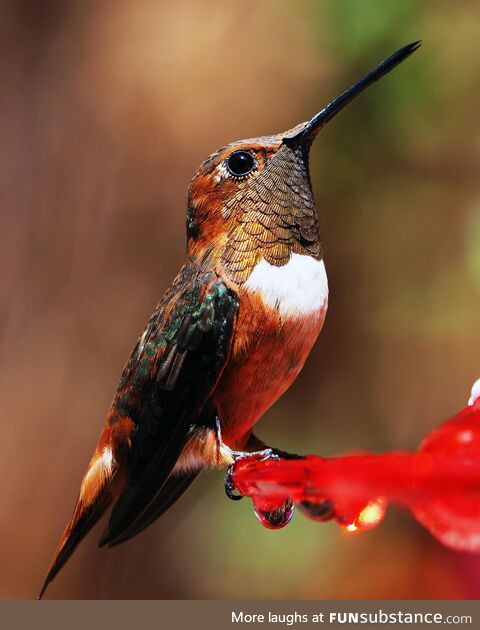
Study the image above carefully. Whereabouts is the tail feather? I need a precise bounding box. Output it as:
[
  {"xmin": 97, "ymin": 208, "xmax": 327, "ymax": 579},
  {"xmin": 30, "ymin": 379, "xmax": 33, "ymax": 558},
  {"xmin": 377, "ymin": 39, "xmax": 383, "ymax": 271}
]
[
  {"xmin": 38, "ymin": 491, "xmax": 112, "ymax": 599},
  {"xmin": 39, "ymin": 440, "xmax": 118, "ymax": 599},
  {"xmin": 100, "ymin": 471, "xmax": 198, "ymax": 548}
]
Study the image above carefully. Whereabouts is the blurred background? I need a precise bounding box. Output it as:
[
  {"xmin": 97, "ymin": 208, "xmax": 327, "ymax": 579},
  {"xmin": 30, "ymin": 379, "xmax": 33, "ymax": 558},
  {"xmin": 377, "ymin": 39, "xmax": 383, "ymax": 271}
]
[{"xmin": 1, "ymin": 0, "xmax": 480, "ymax": 600}]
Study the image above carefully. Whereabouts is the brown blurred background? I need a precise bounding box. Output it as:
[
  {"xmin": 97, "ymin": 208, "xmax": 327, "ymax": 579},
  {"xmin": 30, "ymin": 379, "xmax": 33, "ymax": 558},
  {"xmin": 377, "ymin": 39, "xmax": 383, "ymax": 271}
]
[{"xmin": 1, "ymin": 0, "xmax": 480, "ymax": 599}]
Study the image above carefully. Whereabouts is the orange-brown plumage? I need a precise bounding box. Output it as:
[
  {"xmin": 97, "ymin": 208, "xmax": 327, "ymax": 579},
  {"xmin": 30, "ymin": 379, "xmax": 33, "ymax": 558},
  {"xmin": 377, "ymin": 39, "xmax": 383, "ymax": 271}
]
[{"xmin": 215, "ymin": 286, "xmax": 326, "ymax": 447}]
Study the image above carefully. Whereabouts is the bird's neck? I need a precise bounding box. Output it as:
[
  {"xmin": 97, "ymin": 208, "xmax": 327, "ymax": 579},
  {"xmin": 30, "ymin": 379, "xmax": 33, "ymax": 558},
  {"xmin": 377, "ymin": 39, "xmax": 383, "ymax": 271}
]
[
  {"xmin": 187, "ymin": 218, "xmax": 322, "ymax": 289},
  {"xmin": 218, "ymin": 206, "xmax": 322, "ymax": 284}
]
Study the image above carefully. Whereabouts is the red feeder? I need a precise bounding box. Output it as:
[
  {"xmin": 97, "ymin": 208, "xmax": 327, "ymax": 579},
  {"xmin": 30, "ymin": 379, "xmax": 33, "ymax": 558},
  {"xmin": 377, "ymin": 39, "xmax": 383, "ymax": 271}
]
[{"xmin": 231, "ymin": 381, "xmax": 480, "ymax": 552}]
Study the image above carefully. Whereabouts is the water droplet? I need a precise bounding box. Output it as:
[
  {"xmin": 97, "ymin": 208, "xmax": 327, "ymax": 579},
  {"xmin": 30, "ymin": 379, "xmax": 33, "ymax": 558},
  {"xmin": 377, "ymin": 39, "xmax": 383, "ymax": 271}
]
[
  {"xmin": 339, "ymin": 498, "xmax": 387, "ymax": 534},
  {"xmin": 356, "ymin": 498, "xmax": 387, "ymax": 529},
  {"xmin": 298, "ymin": 499, "xmax": 335, "ymax": 522},
  {"xmin": 254, "ymin": 500, "xmax": 295, "ymax": 530}
]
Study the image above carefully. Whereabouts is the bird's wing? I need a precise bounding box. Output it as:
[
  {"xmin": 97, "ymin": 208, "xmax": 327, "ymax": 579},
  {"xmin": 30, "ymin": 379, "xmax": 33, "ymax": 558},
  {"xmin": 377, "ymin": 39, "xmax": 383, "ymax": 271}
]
[
  {"xmin": 102, "ymin": 469, "xmax": 199, "ymax": 547},
  {"xmin": 99, "ymin": 269, "xmax": 239, "ymax": 546},
  {"xmin": 40, "ymin": 266, "xmax": 239, "ymax": 597}
]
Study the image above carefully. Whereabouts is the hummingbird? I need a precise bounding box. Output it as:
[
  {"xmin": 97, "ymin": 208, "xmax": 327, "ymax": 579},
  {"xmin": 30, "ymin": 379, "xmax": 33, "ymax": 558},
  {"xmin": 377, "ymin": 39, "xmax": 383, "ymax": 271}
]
[{"xmin": 39, "ymin": 41, "xmax": 420, "ymax": 598}]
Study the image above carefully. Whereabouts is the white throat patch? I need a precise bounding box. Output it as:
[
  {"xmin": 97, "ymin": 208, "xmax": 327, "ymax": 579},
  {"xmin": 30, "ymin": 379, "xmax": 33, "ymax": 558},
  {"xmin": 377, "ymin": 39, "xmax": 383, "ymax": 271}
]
[{"xmin": 244, "ymin": 253, "xmax": 328, "ymax": 317}]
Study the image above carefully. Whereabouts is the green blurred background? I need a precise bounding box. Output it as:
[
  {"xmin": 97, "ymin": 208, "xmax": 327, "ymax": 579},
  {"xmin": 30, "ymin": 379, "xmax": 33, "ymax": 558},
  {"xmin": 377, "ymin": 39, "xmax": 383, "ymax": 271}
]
[{"xmin": 1, "ymin": 0, "xmax": 479, "ymax": 599}]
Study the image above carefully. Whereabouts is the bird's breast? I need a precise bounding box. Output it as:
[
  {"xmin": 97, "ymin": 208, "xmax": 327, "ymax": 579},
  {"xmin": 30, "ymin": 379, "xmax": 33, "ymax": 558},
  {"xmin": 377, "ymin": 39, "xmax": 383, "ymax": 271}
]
[{"xmin": 215, "ymin": 253, "xmax": 328, "ymax": 446}]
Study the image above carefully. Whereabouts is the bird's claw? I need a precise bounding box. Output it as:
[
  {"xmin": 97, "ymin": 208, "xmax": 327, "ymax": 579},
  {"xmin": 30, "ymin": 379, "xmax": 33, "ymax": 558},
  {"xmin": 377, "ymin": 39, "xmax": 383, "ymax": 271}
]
[
  {"xmin": 224, "ymin": 466, "xmax": 243, "ymax": 501},
  {"xmin": 224, "ymin": 448, "xmax": 279, "ymax": 501}
]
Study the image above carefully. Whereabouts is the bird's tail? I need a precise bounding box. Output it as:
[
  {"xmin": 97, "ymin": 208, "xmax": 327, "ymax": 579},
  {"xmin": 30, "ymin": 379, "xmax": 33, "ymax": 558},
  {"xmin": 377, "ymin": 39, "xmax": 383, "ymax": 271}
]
[{"xmin": 38, "ymin": 438, "xmax": 118, "ymax": 599}]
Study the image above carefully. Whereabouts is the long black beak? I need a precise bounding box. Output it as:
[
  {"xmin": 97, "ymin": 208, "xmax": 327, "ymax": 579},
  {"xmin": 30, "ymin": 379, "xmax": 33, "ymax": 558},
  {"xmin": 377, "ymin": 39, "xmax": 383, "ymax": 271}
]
[{"xmin": 283, "ymin": 41, "xmax": 421, "ymax": 148}]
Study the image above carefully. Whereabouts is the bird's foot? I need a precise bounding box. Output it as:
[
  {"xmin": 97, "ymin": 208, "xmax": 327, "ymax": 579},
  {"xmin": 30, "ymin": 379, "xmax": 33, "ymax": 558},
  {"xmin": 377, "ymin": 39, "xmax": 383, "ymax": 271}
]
[{"xmin": 224, "ymin": 448, "xmax": 279, "ymax": 501}]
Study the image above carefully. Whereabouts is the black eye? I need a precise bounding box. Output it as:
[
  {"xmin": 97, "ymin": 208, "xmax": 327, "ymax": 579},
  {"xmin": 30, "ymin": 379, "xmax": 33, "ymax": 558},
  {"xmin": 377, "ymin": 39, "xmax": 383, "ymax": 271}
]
[{"xmin": 226, "ymin": 150, "xmax": 256, "ymax": 177}]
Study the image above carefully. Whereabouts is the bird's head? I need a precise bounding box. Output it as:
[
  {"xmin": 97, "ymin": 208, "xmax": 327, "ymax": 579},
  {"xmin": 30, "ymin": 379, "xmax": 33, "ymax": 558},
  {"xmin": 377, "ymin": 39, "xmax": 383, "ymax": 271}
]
[{"xmin": 186, "ymin": 42, "xmax": 421, "ymax": 283}]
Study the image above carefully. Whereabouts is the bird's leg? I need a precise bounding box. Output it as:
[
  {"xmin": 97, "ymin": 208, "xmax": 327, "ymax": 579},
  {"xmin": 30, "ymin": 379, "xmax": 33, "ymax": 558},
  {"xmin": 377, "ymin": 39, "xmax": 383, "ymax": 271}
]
[
  {"xmin": 241, "ymin": 433, "xmax": 336, "ymax": 523},
  {"xmin": 214, "ymin": 419, "xmax": 279, "ymax": 501}
]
